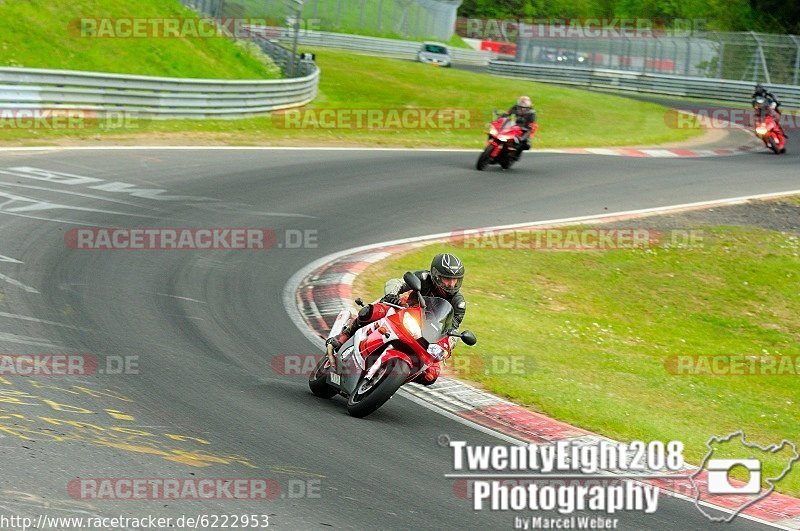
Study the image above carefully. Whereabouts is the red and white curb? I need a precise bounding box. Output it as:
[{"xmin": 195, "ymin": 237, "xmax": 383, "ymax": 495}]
[
  {"xmin": 543, "ymin": 143, "xmax": 762, "ymax": 157},
  {"xmin": 0, "ymin": 141, "xmax": 764, "ymax": 158},
  {"xmin": 284, "ymin": 190, "xmax": 800, "ymax": 529}
]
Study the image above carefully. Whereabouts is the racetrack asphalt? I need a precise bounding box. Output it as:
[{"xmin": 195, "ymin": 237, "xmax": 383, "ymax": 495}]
[{"xmin": 0, "ymin": 145, "xmax": 796, "ymax": 529}]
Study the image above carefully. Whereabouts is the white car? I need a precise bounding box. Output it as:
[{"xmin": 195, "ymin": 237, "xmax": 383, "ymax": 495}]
[{"xmin": 418, "ymin": 42, "xmax": 452, "ymax": 67}]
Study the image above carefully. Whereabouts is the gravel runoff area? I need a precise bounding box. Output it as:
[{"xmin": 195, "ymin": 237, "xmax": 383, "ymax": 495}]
[{"xmin": 611, "ymin": 196, "xmax": 800, "ymax": 234}]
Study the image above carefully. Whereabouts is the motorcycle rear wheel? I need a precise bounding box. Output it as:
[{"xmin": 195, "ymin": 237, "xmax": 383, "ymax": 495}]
[
  {"xmin": 309, "ymin": 355, "xmax": 338, "ymax": 398},
  {"xmin": 476, "ymin": 147, "xmax": 493, "ymax": 171},
  {"xmin": 346, "ymin": 359, "xmax": 410, "ymax": 418}
]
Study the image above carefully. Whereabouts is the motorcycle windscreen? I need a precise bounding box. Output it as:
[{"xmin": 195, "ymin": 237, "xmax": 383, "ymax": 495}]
[{"xmin": 420, "ymin": 297, "xmax": 455, "ymax": 343}]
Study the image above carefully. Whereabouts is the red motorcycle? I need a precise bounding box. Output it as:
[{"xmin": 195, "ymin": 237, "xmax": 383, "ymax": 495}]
[
  {"xmin": 476, "ymin": 113, "xmax": 532, "ymax": 171},
  {"xmin": 309, "ymin": 272, "xmax": 477, "ymax": 418},
  {"xmin": 755, "ymin": 114, "xmax": 786, "ymax": 154}
]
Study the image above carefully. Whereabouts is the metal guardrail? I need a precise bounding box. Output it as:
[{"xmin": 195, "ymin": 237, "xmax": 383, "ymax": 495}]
[
  {"xmin": 488, "ymin": 61, "xmax": 800, "ymax": 108},
  {"xmin": 250, "ymin": 27, "xmax": 492, "ymax": 65},
  {"xmin": 0, "ymin": 62, "xmax": 319, "ymax": 119}
]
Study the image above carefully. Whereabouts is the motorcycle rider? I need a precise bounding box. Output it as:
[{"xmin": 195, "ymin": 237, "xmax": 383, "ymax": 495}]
[
  {"xmin": 752, "ymin": 83, "xmax": 785, "ymax": 135},
  {"xmin": 503, "ymin": 96, "xmax": 539, "ymax": 155},
  {"xmin": 326, "ymin": 253, "xmax": 467, "ymax": 386}
]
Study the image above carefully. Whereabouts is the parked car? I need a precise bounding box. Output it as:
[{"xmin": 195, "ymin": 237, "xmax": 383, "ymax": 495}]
[{"xmin": 418, "ymin": 42, "xmax": 452, "ymax": 67}]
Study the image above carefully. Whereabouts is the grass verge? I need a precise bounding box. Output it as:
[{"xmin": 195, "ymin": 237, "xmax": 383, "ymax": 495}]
[
  {"xmin": 353, "ymin": 209, "xmax": 800, "ymax": 495},
  {"xmin": 0, "ymin": 0, "xmax": 279, "ymax": 79},
  {"xmin": 0, "ymin": 48, "xmax": 701, "ymax": 147}
]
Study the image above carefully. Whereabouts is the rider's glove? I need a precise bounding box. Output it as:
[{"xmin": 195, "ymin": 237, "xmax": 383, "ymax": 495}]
[{"xmin": 381, "ymin": 293, "xmax": 403, "ymax": 306}]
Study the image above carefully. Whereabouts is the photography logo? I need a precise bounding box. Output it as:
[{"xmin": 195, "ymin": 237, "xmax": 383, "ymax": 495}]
[{"xmin": 690, "ymin": 431, "xmax": 799, "ymax": 522}]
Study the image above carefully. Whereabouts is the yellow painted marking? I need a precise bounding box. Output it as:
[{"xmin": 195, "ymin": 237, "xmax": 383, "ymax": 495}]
[
  {"xmin": 93, "ymin": 439, "xmax": 172, "ymax": 457},
  {"xmin": 0, "ymin": 376, "xmax": 11, "ymax": 385},
  {"xmin": 164, "ymin": 433, "xmax": 209, "ymax": 445},
  {"xmin": 29, "ymin": 380, "xmax": 80, "ymax": 395},
  {"xmin": 109, "ymin": 427, "xmax": 156, "ymax": 437},
  {"xmin": 1, "ymin": 424, "xmax": 66, "ymax": 442},
  {"xmin": 0, "ymin": 396, "xmax": 37, "ymax": 405},
  {"xmin": 40, "ymin": 400, "xmax": 92, "ymax": 414},
  {"xmin": 38, "ymin": 417, "xmax": 104, "ymax": 431},
  {"xmin": 71, "ymin": 386, "xmax": 133, "ymax": 402},
  {"xmin": 0, "ymin": 425, "xmax": 34, "ymax": 440},
  {"xmin": 104, "ymin": 408, "xmax": 135, "ymax": 421}
]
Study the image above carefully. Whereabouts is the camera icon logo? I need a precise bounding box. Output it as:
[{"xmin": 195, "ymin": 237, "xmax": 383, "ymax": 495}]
[{"xmin": 707, "ymin": 459, "xmax": 762, "ymax": 494}]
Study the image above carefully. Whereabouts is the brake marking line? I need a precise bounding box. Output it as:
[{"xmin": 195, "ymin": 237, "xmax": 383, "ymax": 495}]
[
  {"xmin": 0, "ymin": 331, "xmax": 64, "ymax": 348},
  {"xmin": 157, "ymin": 294, "xmax": 207, "ymax": 304},
  {"xmin": 0, "ymin": 273, "xmax": 39, "ymax": 293},
  {"xmin": 0, "ymin": 254, "xmax": 23, "ymax": 264},
  {"xmin": 0, "ymin": 178, "xmax": 166, "ymax": 211},
  {"xmin": 0, "ymin": 312, "xmax": 89, "ymax": 331}
]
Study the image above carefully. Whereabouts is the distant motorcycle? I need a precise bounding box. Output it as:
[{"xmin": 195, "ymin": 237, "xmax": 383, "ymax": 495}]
[
  {"xmin": 753, "ymin": 97, "xmax": 786, "ymax": 154},
  {"xmin": 476, "ymin": 113, "xmax": 530, "ymax": 170},
  {"xmin": 308, "ymin": 272, "xmax": 477, "ymax": 418},
  {"xmin": 754, "ymin": 114, "xmax": 786, "ymax": 154}
]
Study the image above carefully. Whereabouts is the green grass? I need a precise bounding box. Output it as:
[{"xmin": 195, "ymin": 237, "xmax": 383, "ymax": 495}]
[
  {"xmin": 0, "ymin": 0, "xmax": 279, "ymax": 79},
  {"xmin": 354, "ymin": 220, "xmax": 800, "ymax": 495},
  {"xmin": 0, "ymin": 48, "xmax": 701, "ymax": 147}
]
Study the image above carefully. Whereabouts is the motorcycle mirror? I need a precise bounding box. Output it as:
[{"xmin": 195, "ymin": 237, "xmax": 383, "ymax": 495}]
[
  {"xmin": 460, "ymin": 330, "xmax": 477, "ymax": 346},
  {"xmin": 403, "ymin": 271, "xmax": 422, "ymax": 292}
]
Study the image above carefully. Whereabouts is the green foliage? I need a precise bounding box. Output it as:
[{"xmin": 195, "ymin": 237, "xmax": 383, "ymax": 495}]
[{"xmin": 459, "ymin": 0, "xmax": 797, "ymax": 33}]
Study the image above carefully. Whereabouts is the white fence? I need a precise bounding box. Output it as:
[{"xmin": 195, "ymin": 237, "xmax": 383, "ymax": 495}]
[{"xmin": 488, "ymin": 61, "xmax": 800, "ymax": 108}]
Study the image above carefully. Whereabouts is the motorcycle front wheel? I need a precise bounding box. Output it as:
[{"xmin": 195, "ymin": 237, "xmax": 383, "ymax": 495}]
[
  {"xmin": 476, "ymin": 146, "xmax": 493, "ymax": 171},
  {"xmin": 768, "ymin": 137, "xmax": 779, "ymax": 154},
  {"xmin": 309, "ymin": 355, "xmax": 338, "ymax": 398},
  {"xmin": 346, "ymin": 358, "xmax": 410, "ymax": 418}
]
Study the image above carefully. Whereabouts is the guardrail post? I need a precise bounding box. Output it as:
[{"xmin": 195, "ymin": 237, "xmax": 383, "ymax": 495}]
[{"xmin": 750, "ymin": 31, "xmax": 771, "ymax": 84}]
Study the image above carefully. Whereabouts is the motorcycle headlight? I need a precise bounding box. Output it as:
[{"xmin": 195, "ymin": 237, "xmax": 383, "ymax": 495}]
[
  {"xmin": 427, "ymin": 344, "xmax": 446, "ymax": 361},
  {"xmin": 498, "ymin": 135, "xmax": 510, "ymax": 141},
  {"xmin": 756, "ymin": 126, "xmax": 768, "ymax": 135},
  {"xmin": 402, "ymin": 313, "xmax": 422, "ymax": 339}
]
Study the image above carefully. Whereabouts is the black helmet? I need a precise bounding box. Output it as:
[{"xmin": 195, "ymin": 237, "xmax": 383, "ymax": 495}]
[
  {"xmin": 754, "ymin": 83, "xmax": 766, "ymax": 95},
  {"xmin": 431, "ymin": 253, "xmax": 464, "ymax": 297}
]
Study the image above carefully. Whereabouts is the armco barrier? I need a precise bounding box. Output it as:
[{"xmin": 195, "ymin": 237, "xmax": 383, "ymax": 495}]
[
  {"xmin": 0, "ymin": 65, "xmax": 319, "ymax": 119},
  {"xmin": 488, "ymin": 61, "xmax": 800, "ymax": 108}
]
